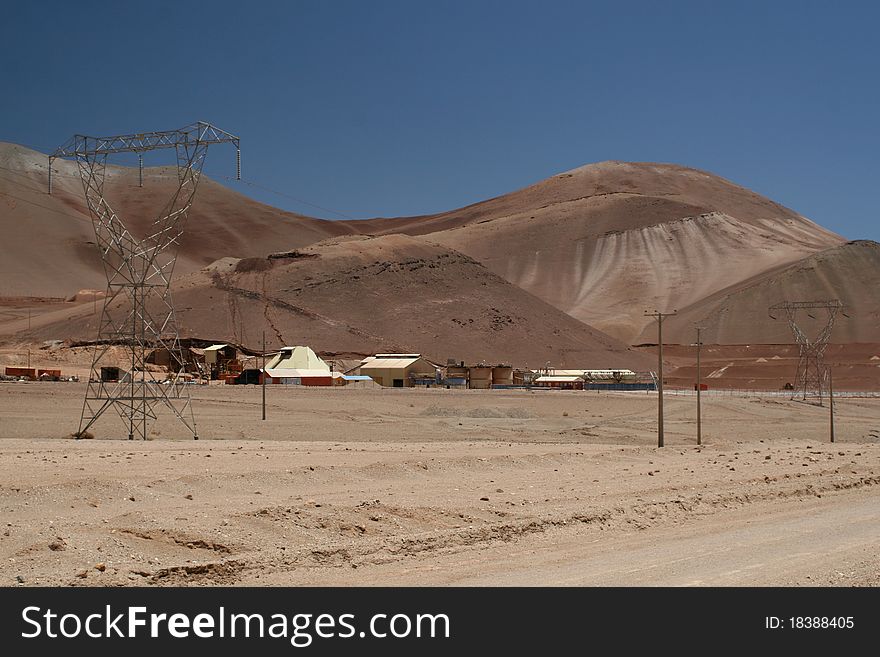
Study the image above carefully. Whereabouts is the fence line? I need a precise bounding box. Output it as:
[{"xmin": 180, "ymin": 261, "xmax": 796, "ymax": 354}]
[{"xmin": 641, "ymin": 388, "xmax": 880, "ymax": 399}]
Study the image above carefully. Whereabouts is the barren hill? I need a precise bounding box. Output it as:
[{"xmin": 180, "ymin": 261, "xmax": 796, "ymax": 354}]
[
  {"xmin": 3, "ymin": 143, "xmax": 867, "ymax": 361},
  {"xmin": 30, "ymin": 234, "xmax": 652, "ymax": 368},
  {"xmin": 388, "ymin": 161, "xmax": 845, "ymax": 343},
  {"xmin": 653, "ymin": 240, "xmax": 880, "ymax": 345},
  {"xmin": 0, "ymin": 143, "xmax": 357, "ymax": 298}
]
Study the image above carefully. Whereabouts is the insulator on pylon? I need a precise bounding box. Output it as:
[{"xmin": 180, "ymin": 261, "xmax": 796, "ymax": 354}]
[
  {"xmin": 236, "ymin": 148, "xmax": 241, "ymax": 180},
  {"xmin": 138, "ymin": 154, "xmax": 144, "ymax": 187}
]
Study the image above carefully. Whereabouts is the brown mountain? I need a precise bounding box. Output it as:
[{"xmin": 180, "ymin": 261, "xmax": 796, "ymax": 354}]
[
  {"xmin": 0, "ymin": 143, "xmax": 357, "ymax": 298},
  {"xmin": 375, "ymin": 161, "xmax": 845, "ymax": 343},
  {"xmin": 2, "ymin": 142, "xmax": 871, "ymax": 370},
  {"xmin": 28, "ymin": 234, "xmax": 653, "ymax": 368},
  {"xmin": 654, "ymin": 240, "xmax": 880, "ymax": 345}
]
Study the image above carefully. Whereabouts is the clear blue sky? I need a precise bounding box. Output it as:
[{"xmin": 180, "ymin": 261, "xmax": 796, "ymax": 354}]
[{"xmin": 2, "ymin": 0, "xmax": 878, "ymax": 239}]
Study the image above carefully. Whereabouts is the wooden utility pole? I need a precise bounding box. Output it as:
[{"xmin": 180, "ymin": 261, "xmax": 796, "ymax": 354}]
[
  {"xmin": 696, "ymin": 326, "xmax": 704, "ymax": 446},
  {"xmin": 261, "ymin": 331, "xmax": 267, "ymax": 421},
  {"xmin": 828, "ymin": 368, "xmax": 834, "ymax": 443},
  {"xmin": 645, "ymin": 310, "xmax": 677, "ymax": 447}
]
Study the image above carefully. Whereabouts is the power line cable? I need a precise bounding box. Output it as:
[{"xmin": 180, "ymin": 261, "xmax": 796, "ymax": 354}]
[
  {"xmin": 203, "ymin": 170, "xmax": 355, "ymax": 220},
  {"xmin": 0, "ymin": 139, "xmax": 357, "ymax": 221}
]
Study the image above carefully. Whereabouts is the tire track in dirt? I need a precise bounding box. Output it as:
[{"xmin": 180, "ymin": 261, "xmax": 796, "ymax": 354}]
[{"xmin": 158, "ymin": 472, "xmax": 880, "ymax": 584}]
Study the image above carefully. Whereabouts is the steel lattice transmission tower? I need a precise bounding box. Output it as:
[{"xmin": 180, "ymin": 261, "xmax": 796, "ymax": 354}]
[
  {"xmin": 768, "ymin": 300, "xmax": 846, "ymax": 404},
  {"xmin": 49, "ymin": 122, "xmax": 240, "ymax": 440}
]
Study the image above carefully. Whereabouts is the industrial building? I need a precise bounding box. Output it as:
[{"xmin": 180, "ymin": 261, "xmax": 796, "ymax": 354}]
[
  {"xmin": 468, "ymin": 364, "xmax": 493, "ymax": 389},
  {"xmin": 532, "ymin": 368, "xmax": 654, "ymax": 390},
  {"xmin": 202, "ymin": 344, "xmax": 239, "ymax": 380},
  {"xmin": 263, "ymin": 346, "xmax": 334, "ymax": 385},
  {"xmin": 533, "ymin": 375, "xmax": 585, "ymax": 390},
  {"xmin": 5, "ymin": 366, "xmax": 37, "ymax": 380},
  {"xmin": 491, "ymin": 365, "xmax": 514, "ymax": 387},
  {"xmin": 357, "ymin": 354, "xmax": 436, "ymax": 387},
  {"xmin": 444, "ymin": 361, "xmax": 469, "ymax": 388},
  {"xmin": 439, "ymin": 360, "xmax": 515, "ymax": 389},
  {"xmin": 3, "ymin": 366, "xmax": 68, "ymax": 382}
]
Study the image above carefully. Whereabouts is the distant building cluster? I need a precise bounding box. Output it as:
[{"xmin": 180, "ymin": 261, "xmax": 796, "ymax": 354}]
[
  {"xmin": 3, "ymin": 343, "xmax": 655, "ymax": 391},
  {"xmin": 211, "ymin": 346, "xmax": 655, "ymax": 391}
]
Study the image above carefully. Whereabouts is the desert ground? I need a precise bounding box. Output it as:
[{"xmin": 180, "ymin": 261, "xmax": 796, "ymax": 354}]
[{"xmin": 1, "ymin": 382, "xmax": 878, "ymax": 587}]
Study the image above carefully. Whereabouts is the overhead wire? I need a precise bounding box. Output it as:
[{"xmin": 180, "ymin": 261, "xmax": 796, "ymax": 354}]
[
  {"xmin": 202, "ymin": 170, "xmax": 355, "ymax": 220},
  {"xmin": 1, "ymin": 136, "xmax": 357, "ymax": 221}
]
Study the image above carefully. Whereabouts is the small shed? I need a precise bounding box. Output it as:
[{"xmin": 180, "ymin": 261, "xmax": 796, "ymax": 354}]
[
  {"xmin": 358, "ymin": 354, "xmax": 435, "ymax": 388},
  {"xmin": 100, "ymin": 366, "xmax": 121, "ymax": 382},
  {"xmin": 232, "ymin": 369, "xmax": 262, "ymax": 385},
  {"xmin": 203, "ymin": 344, "xmax": 238, "ymax": 379}
]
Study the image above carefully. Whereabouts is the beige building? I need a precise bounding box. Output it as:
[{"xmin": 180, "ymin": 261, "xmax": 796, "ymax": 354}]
[
  {"xmin": 263, "ymin": 346, "xmax": 334, "ymax": 385},
  {"xmin": 357, "ymin": 354, "xmax": 436, "ymax": 387}
]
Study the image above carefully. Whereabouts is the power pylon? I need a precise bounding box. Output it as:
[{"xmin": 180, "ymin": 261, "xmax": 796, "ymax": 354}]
[
  {"xmin": 49, "ymin": 122, "xmax": 240, "ymax": 440},
  {"xmin": 768, "ymin": 300, "xmax": 846, "ymax": 404}
]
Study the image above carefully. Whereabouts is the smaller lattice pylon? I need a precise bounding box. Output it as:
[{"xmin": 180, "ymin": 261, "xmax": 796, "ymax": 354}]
[{"xmin": 768, "ymin": 300, "xmax": 846, "ymax": 404}]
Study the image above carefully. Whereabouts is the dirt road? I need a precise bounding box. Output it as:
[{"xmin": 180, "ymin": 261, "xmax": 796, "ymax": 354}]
[{"xmin": 330, "ymin": 491, "xmax": 880, "ymax": 586}]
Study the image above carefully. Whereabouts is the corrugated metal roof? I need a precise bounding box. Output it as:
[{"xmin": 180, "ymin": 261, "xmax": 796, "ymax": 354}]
[
  {"xmin": 535, "ymin": 375, "xmax": 582, "ymax": 383},
  {"xmin": 360, "ymin": 357, "xmax": 424, "ymax": 369},
  {"xmin": 266, "ymin": 346, "xmax": 330, "ymax": 372}
]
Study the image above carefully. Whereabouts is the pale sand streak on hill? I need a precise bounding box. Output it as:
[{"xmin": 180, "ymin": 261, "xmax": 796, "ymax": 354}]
[
  {"xmin": 659, "ymin": 240, "xmax": 880, "ymax": 345},
  {"xmin": 414, "ymin": 162, "xmax": 844, "ymax": 343}
]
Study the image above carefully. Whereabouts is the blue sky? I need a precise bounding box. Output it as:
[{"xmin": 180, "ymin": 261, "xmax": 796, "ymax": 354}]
[{"xmin": 2, "ymin": 0, "xmax": 878, "ymax": 239}]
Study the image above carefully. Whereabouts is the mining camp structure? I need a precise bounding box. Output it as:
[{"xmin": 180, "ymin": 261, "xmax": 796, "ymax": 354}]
[
  {"xmin": 356, "ymin": 354, "xmax": 437, "ymax": 388},
  {"xmin": 263, "ymin": 346, "xmax": 335, "ymax": 386}
]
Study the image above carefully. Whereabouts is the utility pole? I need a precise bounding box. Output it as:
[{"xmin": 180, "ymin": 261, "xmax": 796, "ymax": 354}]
[
  {"xmin": 645, "ymin": 310, "xmax": 677, "ymax": 447},
  {"xmin": 696, "ymin": 326, "xmax": 704, "ymax": 446},
  {"xmin": 828, "ymin": 368, "xmax": 834, "ymax": 443},
  {"xmin": 261, "ymin": 330, "xmax": 267, "ymax": 421}
]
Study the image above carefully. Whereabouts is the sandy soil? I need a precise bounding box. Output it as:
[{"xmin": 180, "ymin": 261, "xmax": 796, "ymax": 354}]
[{"xmin": 1, "ymin": 383, "xmax": 878, "ymax": 587}]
